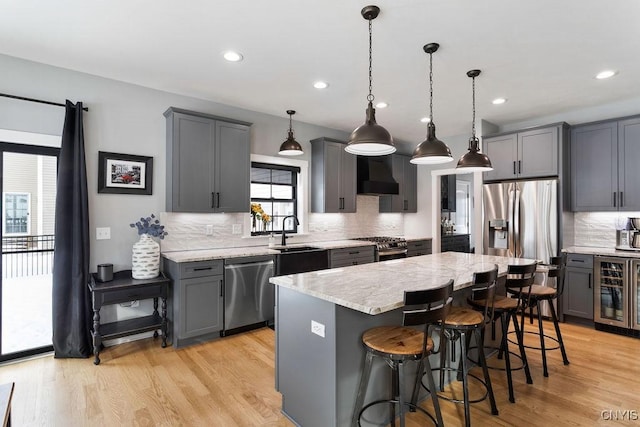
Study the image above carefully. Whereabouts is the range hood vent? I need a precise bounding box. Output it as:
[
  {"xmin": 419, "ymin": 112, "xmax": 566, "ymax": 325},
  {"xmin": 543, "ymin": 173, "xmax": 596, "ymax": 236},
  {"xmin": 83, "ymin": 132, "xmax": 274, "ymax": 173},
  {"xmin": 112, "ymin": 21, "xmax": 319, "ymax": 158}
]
[{"xmin": 356, "ymin": 156, "xmax": 399, "ymax": 195}]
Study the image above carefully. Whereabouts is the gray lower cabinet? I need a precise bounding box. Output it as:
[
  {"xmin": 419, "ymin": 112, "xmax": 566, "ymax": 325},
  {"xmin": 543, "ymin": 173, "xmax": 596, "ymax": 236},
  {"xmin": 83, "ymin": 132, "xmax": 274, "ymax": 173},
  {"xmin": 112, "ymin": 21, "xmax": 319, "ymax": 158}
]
[
  {"xmin": 164, "ymin": 107, "xmax": 251, "ymax": 213},
  {"xmin": 163, "ymin": 258, "xmax": 224, "ymax": 348},
  {"xmin": 407, "ymin": 239, "xmax": 432, "ymax": 257},
  {"xmin": 571, "ymin": 116, "xmax": 640, "ymax": 211},
  {"xmin": 310, "ymin": 137, "xmax": 357, "ymax": 213},
  {"xmin": 329, "ymin": 246, "xmax": 375, "ymax": 268},
  {"xmin": 379, "ymin": 154, "xmax": 417, "ymax": 213},
  {"xmin": 483, "ymin": 124, "xmax": 563, "ymax": 181},
  {"xmin": 441, "ymin": 234, "xmax": 470, "ymax": 253},
  {"xmin": 562, "ymin": 253, "xmax": 594, "ymax": 320}
]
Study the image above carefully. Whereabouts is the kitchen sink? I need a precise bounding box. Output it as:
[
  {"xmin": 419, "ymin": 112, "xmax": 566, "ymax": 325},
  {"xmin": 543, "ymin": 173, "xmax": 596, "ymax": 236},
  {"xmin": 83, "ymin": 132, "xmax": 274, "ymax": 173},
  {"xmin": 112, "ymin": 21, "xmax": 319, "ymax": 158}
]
[
  {"xmin": 274, "ymin": 247, "xmax": 329, "ymax": 275},
  {"xmin": 273, "ymin": 245, "xmax": 321, "ymax": 253}
]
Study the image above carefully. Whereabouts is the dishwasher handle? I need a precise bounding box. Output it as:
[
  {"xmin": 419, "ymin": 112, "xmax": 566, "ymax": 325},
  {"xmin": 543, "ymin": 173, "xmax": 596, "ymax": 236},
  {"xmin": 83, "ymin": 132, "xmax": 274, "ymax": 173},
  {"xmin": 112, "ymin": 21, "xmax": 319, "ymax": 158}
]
[{"xmin": 224, "ymin": 260, "xmax": 274, "ymax": 269}]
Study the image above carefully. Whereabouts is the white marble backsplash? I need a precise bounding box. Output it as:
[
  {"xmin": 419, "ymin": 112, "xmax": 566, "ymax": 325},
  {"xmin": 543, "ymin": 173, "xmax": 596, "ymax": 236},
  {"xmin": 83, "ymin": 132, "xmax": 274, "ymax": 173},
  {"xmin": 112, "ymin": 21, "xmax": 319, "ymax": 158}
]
[
  {"xmin": 160, "ymin": 195, "xmax": 404, "ymax": 252},
  {"xmin": 573, "ymin": 212, "xmax": 640, "ymax": 247}
]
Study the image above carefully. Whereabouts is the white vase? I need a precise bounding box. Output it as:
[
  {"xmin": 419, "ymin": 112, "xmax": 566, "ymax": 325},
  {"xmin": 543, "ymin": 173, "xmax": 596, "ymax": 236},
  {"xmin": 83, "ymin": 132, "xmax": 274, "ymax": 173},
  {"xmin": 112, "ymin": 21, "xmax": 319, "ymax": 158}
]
[{"xmin": 132, "ymin": 233, "xmax": 160, "ymax": 279}]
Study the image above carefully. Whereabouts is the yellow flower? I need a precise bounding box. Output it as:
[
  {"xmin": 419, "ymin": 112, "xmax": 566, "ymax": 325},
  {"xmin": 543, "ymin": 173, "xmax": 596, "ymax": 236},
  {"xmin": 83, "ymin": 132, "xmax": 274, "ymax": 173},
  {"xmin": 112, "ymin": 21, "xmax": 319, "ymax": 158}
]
[{"xmin": 251, "ymin": 203, "xmax": 264, "ymax": 216}]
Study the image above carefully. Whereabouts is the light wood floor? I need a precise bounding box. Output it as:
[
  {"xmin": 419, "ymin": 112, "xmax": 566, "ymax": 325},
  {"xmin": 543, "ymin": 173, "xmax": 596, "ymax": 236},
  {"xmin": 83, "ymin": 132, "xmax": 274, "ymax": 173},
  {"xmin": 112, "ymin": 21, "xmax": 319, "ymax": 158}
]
[{"xmin": 0, "ymin": 321, "xmax": 638, "ymax": 426}]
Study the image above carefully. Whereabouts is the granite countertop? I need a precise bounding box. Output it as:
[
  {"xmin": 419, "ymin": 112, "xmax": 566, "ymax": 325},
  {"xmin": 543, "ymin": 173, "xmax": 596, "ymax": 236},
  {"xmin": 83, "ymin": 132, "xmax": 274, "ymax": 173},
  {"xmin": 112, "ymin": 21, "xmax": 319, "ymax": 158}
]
[
  {"xmin": 269, "ymin": 252, "xmax": 538, "ymax": 315},
  {"xmin": 563, "ymin": 245, "xmax": 640, "ymax": 259},
  {"xmin": 162, "ymin": 239, "xmax": 376, "ymax": 263}
]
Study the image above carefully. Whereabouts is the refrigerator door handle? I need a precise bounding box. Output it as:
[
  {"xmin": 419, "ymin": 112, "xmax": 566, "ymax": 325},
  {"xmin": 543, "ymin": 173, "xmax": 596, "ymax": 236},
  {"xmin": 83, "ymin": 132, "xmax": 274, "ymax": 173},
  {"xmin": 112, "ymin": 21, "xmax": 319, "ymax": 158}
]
[
  {"xmin": 507, "ymin": 183, "xmax": 516, "ymax": 257},
  {"xmin": 513, "ymin": 183, "xmax": 523, "ymax": 257}
]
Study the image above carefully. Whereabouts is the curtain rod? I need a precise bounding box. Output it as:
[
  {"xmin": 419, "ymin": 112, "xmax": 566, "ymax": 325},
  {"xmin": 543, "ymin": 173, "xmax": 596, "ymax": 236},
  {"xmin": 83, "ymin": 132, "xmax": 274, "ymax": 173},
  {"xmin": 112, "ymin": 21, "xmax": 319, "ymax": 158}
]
[{"xmin": 0, "ymin": 92, "xmax": 89, "ymax": 112}]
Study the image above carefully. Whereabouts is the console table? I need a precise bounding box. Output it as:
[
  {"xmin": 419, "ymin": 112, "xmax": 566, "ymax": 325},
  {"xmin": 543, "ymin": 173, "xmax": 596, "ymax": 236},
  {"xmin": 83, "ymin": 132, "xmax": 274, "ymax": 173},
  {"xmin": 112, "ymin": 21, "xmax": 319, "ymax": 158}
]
[{"xmin": 88, "ymin": 270, "xmax": 169, "ymax": 365}]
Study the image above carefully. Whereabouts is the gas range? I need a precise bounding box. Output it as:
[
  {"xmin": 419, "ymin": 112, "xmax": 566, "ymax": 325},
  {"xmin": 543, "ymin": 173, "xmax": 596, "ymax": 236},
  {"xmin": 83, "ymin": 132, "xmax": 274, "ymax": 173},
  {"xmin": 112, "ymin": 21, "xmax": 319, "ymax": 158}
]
[{"xmin": 353, "ymin": 236, "xmax": 408, "ymax": 261}]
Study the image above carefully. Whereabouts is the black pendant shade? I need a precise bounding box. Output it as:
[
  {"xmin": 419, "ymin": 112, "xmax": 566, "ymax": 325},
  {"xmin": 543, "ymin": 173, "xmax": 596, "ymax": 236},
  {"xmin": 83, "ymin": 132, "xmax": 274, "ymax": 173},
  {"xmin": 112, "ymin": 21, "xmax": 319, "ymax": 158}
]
[
  {"xmin": 457, "ymin": 137, "xmax": 493, "ymax": 171},
  {"xmin": 278, "ymin": 110, "xmax": 304, "ymax": 156},
  {"xmin": 345, "ymin": 5, "xmax": 396, "ymax": 156},
  {"xmin": 411, "ymin": 122, "xmax": 452, "ymax": 164},
  {"xmin": 346, "ymin": 101, "xmax": 395, "ymax": 155},
  {"xmin": 457, "ymin": 69, "xmax": 493, "ymax": 171},
  {"xmin": 410, "ymin": 42, "xmax": 453, "ymax": 165}
]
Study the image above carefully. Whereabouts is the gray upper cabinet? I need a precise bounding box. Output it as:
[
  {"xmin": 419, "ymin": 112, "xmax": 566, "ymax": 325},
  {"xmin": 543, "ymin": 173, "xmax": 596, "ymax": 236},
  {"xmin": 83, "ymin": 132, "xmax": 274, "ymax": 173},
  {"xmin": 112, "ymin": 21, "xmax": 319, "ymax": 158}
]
[
  {"xmin": 483, "ymin": 133, "xmax": 518, "ymax": 181},
  {"xmin": 379, "ymin": 154, "xmax": 417, "ymax": 213},
  {"xmin": 618, "ymin": 117, "xmax": 640, "ymax": 211},
  {"xmin": 483, "ymin": 125, "xmax": 560, "ymax": 181},
  {"xmin": 571, "ymin": 117, "xmax": 640, "ymax": 211},
  {"xmin": 165, "ymin": 107, "xmax": 251, "ymax": 213},
  {"xmin": 570, "ymin": 121, "xmax": 617, "ymax": 211},
  {"xmin": 311, "ymin": 137, "xmax": 357, "ymax": 213},
  {"xmin": 440, "ymin": 174, "xmax": 456, "ymax": 213}
]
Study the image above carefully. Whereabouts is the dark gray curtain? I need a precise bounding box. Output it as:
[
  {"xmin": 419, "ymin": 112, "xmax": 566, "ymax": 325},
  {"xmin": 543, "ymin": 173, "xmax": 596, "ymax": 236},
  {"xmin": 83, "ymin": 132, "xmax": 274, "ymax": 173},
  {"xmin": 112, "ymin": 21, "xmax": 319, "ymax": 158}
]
[{"xmin": 52, "ymin": 100, "xmax": 91, "ymax": 358}]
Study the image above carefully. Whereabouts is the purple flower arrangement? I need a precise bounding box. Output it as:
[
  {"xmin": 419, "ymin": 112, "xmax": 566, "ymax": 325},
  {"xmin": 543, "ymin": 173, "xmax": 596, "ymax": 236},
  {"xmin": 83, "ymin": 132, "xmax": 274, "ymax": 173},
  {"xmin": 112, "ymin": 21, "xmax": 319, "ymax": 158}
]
[{"xmin": 130, "ymin": 214, "xmax": 168, "ymax": 239}]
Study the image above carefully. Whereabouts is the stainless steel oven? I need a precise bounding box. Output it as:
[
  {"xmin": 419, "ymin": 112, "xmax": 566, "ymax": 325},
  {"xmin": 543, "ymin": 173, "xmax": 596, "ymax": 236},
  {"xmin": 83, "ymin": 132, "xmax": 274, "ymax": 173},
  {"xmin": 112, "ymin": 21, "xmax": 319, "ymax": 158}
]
[{"xmin": 353, "ymin": 237, "xmax": 408, "ymax": 261}]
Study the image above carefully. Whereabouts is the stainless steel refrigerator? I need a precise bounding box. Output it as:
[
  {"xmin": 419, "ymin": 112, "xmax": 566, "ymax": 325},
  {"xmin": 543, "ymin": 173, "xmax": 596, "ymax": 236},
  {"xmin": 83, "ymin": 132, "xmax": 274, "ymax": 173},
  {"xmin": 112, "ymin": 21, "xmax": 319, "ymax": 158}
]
[
  {"xmin": 483, "ymin": 179, "xmax": 558, "ymax": 260},
  {"xmin": 483, "ymin": 179, "xmax": 559, "ymax": 315}
]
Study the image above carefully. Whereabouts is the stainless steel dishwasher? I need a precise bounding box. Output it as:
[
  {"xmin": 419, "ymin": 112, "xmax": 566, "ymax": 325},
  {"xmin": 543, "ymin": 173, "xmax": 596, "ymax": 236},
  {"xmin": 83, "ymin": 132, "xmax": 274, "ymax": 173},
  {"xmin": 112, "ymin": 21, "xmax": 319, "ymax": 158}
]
[{"xmin": 223, "ymin": 255, "xmax": 275, "ymax": 335}]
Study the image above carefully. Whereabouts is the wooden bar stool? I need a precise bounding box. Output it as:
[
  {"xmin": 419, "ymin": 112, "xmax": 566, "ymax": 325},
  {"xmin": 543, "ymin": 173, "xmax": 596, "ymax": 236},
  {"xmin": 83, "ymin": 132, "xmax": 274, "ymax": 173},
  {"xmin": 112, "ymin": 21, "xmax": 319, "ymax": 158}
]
[
  {"xmin": 428, "ymin": 266, "xmax": 499, "ymax": 427},
  {"xmin": 353, "ymin": 280, "xmax": 454, "ymax": 427},
  {"xmin": 509, "ymin": 255, "xmax": 570, "ymax": 377}
]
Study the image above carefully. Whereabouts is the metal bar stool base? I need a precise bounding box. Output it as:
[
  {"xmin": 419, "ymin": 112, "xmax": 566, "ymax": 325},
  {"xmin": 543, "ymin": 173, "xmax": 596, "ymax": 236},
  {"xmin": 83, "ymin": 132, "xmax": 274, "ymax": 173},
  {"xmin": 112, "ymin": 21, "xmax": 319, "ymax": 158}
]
[
  {"xmin": 357, "ymin": 399, "xmax": 438, "ymax": 427},
  {"xmin": 466, "ymin": 345, "xmax": 528, "ymax": 372},
  {"xmin": 424, "ymin": 367, "xmax": 494, "ymax": 407},
  {"xmin": 507, "ymin": 330, "xmax": 562, "ymax": 351}
]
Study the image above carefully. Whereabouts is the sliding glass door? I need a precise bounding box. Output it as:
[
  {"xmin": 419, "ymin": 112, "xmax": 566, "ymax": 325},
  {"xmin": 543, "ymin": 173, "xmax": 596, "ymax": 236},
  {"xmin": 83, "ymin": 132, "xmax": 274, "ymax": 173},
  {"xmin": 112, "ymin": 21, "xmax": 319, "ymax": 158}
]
[{"xmin": 0, "ymin": 142, "xmax": 59, "ymax": 360}]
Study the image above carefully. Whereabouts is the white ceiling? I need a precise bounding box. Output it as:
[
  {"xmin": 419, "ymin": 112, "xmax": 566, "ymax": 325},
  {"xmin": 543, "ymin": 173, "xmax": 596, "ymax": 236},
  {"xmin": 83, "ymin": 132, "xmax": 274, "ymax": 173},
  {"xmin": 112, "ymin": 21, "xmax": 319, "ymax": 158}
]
[{"xmin": 1, "ymin": 0, "xmax": 639, "ymax": 152}]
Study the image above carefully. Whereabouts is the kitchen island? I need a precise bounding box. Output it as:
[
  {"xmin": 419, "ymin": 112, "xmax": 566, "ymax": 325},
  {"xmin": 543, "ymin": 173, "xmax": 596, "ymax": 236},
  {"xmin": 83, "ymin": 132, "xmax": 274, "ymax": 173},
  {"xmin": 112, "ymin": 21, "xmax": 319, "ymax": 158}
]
[{"xmin": 270, "ymin": 252, "xmax": 537, "ymax": 427}]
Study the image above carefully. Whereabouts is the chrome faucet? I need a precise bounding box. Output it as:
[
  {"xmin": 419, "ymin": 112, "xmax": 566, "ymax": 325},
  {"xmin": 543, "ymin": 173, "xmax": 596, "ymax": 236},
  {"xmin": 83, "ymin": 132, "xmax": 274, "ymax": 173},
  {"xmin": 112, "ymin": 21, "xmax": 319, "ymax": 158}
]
[{"xmin": 281, "ymin": 215, "xmax": 299, "ymax": 246}]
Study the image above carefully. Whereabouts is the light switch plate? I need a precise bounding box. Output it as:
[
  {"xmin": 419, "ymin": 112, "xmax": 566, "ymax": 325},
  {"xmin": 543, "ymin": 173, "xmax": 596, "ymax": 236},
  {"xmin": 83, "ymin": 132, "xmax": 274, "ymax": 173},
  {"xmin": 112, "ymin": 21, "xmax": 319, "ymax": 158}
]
[
  {"xmin": 232, "ymin": 224, "xmax": 242, "ymax": 234},
  {"xmin": 311, "ymin": 320, "xmax": 325, "ymax": 338},
  {"xmin": 96, "ymin": 227, "xmax": 111, "ymax": 240},
  {"xmin": 206, "ymin": 225, "xmax": 214, "ymax": 235}
]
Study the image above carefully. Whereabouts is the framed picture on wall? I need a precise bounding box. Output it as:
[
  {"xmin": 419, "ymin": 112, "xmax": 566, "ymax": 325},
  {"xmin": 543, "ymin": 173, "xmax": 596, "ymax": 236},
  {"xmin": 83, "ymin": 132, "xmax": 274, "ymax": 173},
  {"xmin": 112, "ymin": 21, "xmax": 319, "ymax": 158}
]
[{"xmin": 98, "ymin": 151, "xmax": 153, "ymax": 195}]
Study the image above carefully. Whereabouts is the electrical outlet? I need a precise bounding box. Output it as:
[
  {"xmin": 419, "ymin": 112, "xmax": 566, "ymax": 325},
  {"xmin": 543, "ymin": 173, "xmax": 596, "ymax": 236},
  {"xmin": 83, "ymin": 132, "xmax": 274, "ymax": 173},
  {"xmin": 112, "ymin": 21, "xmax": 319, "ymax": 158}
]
[
  {"xmin": 311, "ymin": 320, "xmax": 325, "ymax": 338},
  {"xmin": 96, "ymin": 227, "xmax": 111, "ymax": 240},
  {"xmin": 232, "ymin": 224, "xmax": 242, "ymax": 234},
  {"xmin": 206, "ymin": 225, "xmax": 214, "ymax": 236}
]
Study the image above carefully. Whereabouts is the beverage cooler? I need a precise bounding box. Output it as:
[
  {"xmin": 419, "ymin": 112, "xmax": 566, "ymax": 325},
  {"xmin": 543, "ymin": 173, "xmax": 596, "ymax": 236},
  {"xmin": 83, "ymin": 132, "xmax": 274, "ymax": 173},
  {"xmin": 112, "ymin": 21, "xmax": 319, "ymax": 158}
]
[{"xmin": 594, "ymin": 256, "xmax": 640, "ymax": 331}]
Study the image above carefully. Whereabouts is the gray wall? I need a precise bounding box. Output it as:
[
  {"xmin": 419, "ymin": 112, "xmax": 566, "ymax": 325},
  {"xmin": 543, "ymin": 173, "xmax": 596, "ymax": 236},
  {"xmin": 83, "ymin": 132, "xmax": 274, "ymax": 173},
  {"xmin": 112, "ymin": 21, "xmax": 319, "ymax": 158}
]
[{"xmin": 0, "ymin": 53, "xmax": 350, "ymax": 272}]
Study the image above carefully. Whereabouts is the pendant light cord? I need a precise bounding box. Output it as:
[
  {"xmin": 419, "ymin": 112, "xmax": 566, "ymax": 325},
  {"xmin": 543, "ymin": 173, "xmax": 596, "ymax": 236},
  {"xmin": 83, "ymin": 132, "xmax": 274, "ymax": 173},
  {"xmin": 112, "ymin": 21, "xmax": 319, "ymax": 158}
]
[
  {"xmin": 429, "ymin": 52, "xmax": 434, "ymax": 122},
  {"xmin": 289, "ymin": 112, "xmax": 293, "ymax": 132},
  {"xmin": 367, "ymin": 18, "xmax": 374, "ymax": 102},
  {"xmin": 471, "ymin": 74, "xmax": 476, "ymax": 139}
]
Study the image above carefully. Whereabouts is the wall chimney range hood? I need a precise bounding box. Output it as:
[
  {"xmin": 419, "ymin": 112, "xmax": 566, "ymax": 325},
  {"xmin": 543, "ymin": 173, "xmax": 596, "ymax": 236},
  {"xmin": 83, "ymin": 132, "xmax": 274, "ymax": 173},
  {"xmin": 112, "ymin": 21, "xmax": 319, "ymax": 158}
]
[{"xmin": 356, "ymin": 156, "xmax": 399, "ymax": 195}]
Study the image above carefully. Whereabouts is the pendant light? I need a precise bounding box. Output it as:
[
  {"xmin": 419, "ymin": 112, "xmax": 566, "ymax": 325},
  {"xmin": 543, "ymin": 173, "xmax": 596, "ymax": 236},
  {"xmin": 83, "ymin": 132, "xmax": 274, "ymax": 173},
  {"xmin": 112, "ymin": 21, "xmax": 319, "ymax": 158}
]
[
  {"xmin": 345, "ymin": 5, "xmax": 396, "ymax": 156},
  {"xmin": 278, "ymin": 110, "xmax": 304, "ymax": 156},
  {"xmin": 410, "ymin": 43, "xmax": 453, "ymax": 165},
  {"xmin": 456, "ymin": 70, "xmax": 493, "ymax": 171}
]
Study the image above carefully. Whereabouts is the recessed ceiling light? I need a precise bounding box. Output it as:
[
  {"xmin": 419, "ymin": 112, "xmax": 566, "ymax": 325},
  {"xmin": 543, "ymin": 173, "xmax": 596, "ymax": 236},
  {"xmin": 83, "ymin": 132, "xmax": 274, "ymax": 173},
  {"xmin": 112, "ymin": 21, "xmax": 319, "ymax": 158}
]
[
  {"xmin": 223, "ymin": 51, "xmax": 243, "ymax": 62},
  {"xmin": 313, "ymin": 81, "xmax": 329, "ymax": 89},
  {"xmin": 420, "ymin": 117, "xmax": 431, "ymax": 123},
  {"xmin": 492, "ymin": 97, "xmax": 507, "ymax": 105},
  {"xmin": 596, "ymin": 70, "xmax": 617, "ymax": 79},
  {"xmin": 376, "ymin": 102, "xmax": 388, "ymax": 109}
]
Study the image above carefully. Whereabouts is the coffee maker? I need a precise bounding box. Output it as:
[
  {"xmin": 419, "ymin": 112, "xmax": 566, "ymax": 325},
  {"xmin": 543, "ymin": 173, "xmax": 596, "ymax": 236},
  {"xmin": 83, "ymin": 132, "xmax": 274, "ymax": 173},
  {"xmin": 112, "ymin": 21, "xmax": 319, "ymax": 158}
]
[{"xmin": 617, "ymin": 217, "xmax": 640, "ymax": 249}]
